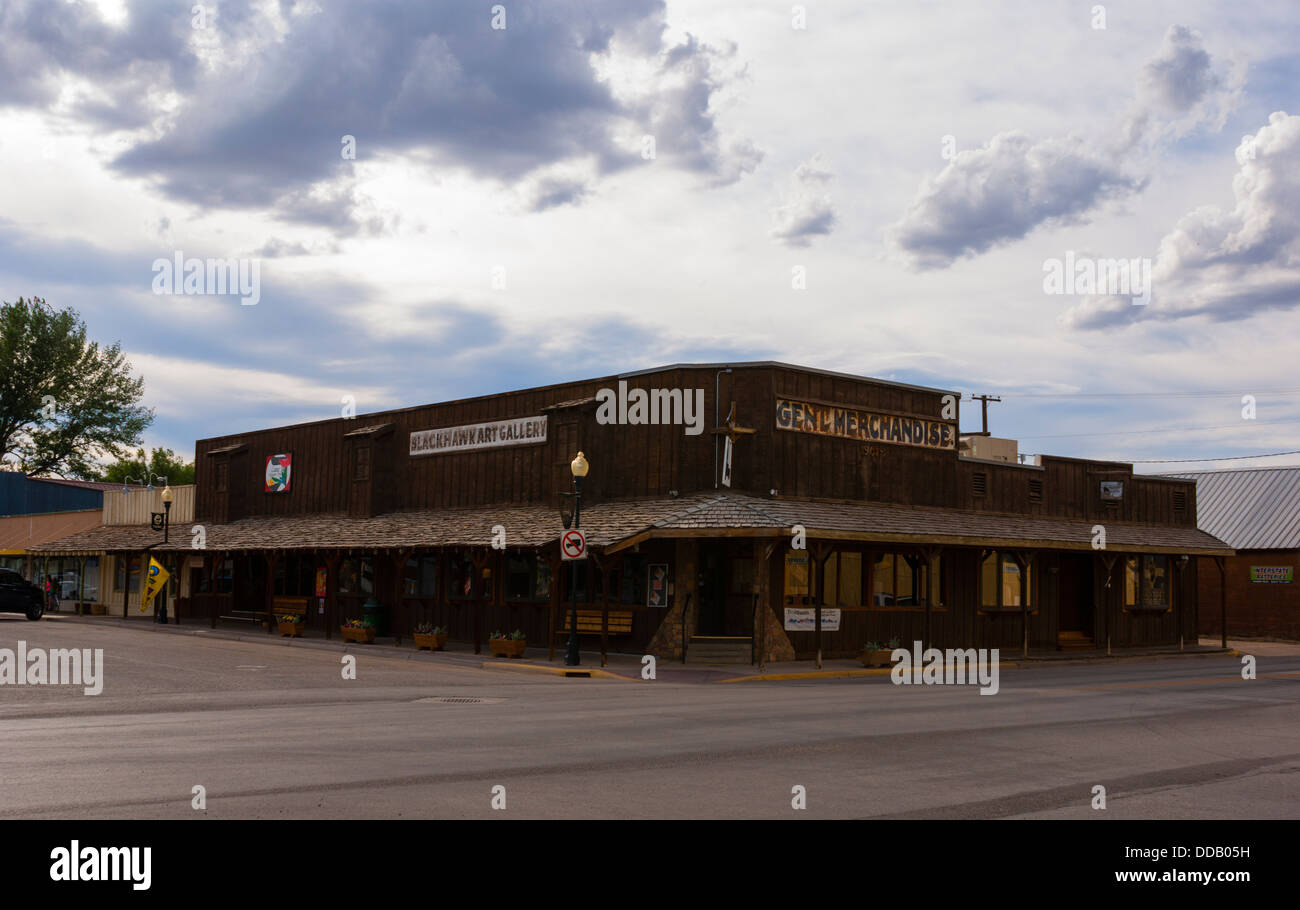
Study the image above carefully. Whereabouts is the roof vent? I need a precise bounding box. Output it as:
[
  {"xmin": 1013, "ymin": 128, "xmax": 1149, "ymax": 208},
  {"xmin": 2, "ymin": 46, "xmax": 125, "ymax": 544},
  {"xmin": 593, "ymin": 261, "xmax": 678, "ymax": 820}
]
[{"xmin": 972, "ymin": 472, "xmax": 987, "ymax": 498}]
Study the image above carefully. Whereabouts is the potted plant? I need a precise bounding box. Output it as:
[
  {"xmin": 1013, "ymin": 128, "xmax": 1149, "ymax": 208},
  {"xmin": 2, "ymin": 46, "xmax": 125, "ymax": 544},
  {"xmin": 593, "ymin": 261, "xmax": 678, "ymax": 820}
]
[
  {"xmin": 488, "ymin": 629, "xmax": 526, "ymax": 658},
  {"xmin": 413, "ymin": 623, "xmax": 448, "ymax": 651},
  {"xmin": 860, "ymin": 637, "xmax": 901, "ymax": 668},
  {"xmin": 341, "ymin": 617, "xmax": 376, "ymax": 643},
  {"xmin": 276, "ymin": 613, "xmax": 305, "ymax": 638}
]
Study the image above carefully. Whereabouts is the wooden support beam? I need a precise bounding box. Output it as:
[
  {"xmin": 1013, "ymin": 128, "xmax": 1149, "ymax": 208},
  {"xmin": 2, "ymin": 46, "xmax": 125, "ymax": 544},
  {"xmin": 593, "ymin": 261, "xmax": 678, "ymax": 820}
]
[
  {"xmin": 471, "ymin": 548, "xmax": 489, "ymax": 655},
  {"xmin": 546, "ymin": 551, "xmax": 561, "ymax": 662},
  {"xmin": 391, "ymin": 549, "xmax": 412, "ymax": 645},
  {"xmin": 1214, "ymin": 556, "xmax": 1227, "ymax": 649},
  {"xmin": 809, "ymin": 541, "xmax": 831, "ymax": 670},
  {"xmin": 325, "ymin": 553, "xmax": 341, "ymax": 640},
  {"xmin": 921, "ymin": 545, "xmax": 942, "ymax": 651},
  {"xmin": 264, "ymin": 552, "xmax": 280, "ymax": 634},
  {"xmin": 1099, "ymin": 553, "xmax": 1117, "ymax": 656}
]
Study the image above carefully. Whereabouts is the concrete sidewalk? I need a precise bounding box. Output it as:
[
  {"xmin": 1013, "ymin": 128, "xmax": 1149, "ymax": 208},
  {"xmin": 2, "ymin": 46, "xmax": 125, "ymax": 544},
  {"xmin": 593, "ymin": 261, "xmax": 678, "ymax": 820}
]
[{"xmin": 35, "ymin": 612, "xmax": 1252, "ymax": 683}]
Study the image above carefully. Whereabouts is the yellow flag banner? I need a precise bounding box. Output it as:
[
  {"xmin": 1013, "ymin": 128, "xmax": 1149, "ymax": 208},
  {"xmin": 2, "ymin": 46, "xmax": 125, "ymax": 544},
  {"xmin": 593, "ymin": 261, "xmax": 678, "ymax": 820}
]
[{"xmin": 142, "ymin": 557, "xmax": 170, "ymax": 611}]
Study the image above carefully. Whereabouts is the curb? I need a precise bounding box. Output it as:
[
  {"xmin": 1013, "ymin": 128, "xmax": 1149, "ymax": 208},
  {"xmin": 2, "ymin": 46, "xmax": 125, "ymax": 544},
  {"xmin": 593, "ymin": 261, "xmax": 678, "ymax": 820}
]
[
  {"xmin": 723, "ymin": 663, "xmax": 1021, "ymax": 683},
  {"xmin": 479, "ymin": 661, "xmax": 631, "ymax": 680}
]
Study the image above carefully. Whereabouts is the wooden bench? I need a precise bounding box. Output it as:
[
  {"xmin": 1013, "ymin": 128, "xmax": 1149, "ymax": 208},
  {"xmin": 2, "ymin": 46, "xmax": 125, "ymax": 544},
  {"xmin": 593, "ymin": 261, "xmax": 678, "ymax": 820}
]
[
  {"xmin": 558, "ymin": 609, "xmax": 634, "ymax": 635},
  {"xmin": 271, "ymin": 596, "xmax": 309, "ymax": 620}
]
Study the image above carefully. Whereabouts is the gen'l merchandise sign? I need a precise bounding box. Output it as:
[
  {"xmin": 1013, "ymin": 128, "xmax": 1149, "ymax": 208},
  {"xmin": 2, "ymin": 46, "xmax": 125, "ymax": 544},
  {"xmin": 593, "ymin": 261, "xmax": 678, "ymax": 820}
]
[
  {"xmin": 410, "ymin": 415, "xmax": 547, "ymax": 456},
  {"xmin": 1250, "ymin": 566, "xmax": 1293, "ymax": 584},
  {"xmin": 775, "ymin": 398, "xmax": 955, "ymax": 451}
]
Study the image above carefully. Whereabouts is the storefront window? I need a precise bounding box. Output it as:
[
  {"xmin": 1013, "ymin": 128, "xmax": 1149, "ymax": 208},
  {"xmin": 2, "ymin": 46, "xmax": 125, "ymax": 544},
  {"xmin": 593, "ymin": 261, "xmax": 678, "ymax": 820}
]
[
  {"xmin": 114, "ymin": 558, "xmax": 141, "ymax": 594},
  {"xmin": 821, "ymin": 552, "xmax": 863, "ymax": 606},
  {"xmin": 448, "ymin": 555, "xmax": 491, "ymax": 600},
  {"xmin": 872, "ymin": 552, "xmax": 926, "ymax": 607},
  {"xmin": 783, "ymin": 551, "xmax": 810, "ymax": 604},
  {"xmin": 404, "ymin": 556, "xmax": 438, "ymax": 597},
  {"xmin": 1125, "ymin": 555, "xmax": 1169, "ymax": 610},
  {"xmin": 80, "ymin": 557, "xmax": 99, "ymax": 601},
  {"xmin": 620, "ymin": 556, "xmax": 648, "ymax": 604},
  {"xmin": 338, "ymin": 558, "xmax": 373, "ymax": 596},
  {"xmin": 980, "ymin": 551, "xmax": 1033, "ymax": 610},
  {"xmin": 505, "ymin": 553, "xmax": 550, "ymax": 601},
  {"xmin": 565, "ymin": 561, "xmax": 600, "ymax": 602},
  {"xmin": 273, "ymin": 556, "xmax": 316, "ymax": 596}
]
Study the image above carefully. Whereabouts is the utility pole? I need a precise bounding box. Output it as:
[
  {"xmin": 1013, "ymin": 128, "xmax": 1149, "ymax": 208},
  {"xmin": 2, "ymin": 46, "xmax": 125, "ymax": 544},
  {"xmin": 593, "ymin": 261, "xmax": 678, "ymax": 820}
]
[{"xmin": 969, "ymin": 394, "xmax": 1001, "ymax": 436}]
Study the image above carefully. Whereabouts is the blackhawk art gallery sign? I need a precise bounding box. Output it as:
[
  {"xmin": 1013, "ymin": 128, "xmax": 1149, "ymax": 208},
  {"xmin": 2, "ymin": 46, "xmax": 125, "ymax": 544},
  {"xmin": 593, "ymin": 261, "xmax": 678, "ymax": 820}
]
[
  {"xmin": 410, "ymin": 415, "xmax": 548, "ymax": 456},
  {"xmin": 775, "ymin": 398, "xmax": 956, "ymax": 450}
]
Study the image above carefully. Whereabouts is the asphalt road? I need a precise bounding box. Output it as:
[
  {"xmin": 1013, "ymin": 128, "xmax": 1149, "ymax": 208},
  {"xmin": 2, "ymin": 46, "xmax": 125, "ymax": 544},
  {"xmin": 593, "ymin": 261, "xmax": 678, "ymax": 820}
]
[{"xmin": 1, "ymin": 615, "xmax": 1298, "ymax": 819}]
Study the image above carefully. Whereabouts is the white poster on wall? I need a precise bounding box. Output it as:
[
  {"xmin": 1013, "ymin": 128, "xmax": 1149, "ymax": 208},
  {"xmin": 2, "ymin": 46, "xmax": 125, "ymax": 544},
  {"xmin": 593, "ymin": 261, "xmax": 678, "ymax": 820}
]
[{"xmin": 783, "ymin": 608, "xmax": 841, "ymax": 631}]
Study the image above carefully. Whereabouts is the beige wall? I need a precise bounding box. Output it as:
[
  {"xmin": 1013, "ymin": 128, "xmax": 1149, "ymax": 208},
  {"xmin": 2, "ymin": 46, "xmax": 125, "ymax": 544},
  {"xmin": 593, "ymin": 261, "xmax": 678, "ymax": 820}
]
[{"xmin": 101, "ymin": 485, "xmax": 195, "ymax": 526}]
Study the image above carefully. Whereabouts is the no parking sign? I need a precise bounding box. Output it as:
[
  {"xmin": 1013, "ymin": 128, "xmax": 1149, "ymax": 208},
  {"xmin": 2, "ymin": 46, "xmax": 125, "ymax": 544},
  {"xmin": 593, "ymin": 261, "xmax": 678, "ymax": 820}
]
[{"xmin": 561, "ymin": 529, "xmax": 587, "ymax": 561}]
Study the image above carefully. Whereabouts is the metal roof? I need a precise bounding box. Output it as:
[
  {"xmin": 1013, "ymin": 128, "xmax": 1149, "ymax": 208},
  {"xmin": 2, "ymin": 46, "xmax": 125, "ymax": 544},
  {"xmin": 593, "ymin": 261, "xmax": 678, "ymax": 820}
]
[{"xmin": 1160, "ymin": 466, "xmax": 1300, "ymax": 550}]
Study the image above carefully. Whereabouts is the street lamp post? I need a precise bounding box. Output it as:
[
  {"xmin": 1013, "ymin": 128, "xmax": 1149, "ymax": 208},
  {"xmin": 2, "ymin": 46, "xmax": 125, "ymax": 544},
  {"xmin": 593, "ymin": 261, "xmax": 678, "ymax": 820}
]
[
  {"xmin": 564, "ymin": 452, "xmax": 589, "ymax": 667},
  {"xmin": 153, "ymin": 484, "xmax": 173, "ymax": 624}
]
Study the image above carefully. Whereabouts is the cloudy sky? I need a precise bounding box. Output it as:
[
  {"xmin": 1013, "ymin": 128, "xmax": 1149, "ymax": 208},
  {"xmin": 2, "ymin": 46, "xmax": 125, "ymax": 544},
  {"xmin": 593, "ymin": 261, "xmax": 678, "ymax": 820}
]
[{"xmin": 1, "ymin": 0, "xmax": 1297, "ymax": 471}]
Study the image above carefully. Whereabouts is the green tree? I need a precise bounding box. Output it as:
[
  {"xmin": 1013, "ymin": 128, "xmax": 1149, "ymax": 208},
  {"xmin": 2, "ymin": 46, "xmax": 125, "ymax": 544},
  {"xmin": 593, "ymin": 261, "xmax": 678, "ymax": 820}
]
[
  {"xmin": 0, "ymin": 297, "xmax": 154, "ymax": 478},
  {"xmin": 98, "ymin": 447, "xmax": 196, "ymax": 486}
]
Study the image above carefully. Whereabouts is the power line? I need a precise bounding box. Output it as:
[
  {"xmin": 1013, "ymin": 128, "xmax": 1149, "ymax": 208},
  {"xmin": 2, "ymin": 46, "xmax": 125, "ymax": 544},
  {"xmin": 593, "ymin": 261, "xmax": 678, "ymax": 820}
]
[
  {"xmin": 1115, "ymin": 450, "xmax": 1300, "ymax": 465},
  {"xmin": 1019, "ymin": 417, "xmax": 1300, "ymax": 440},
  {"xmin": 967, "ymin": 388, "xmax": 1300, "ymax": 400}
]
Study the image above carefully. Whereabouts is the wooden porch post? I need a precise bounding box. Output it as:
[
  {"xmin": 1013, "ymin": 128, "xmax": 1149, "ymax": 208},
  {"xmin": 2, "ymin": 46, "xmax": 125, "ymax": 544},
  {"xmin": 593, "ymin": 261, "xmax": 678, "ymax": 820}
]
[
  {"xmin": 122, "ymin": 553, "xmax": 132, "ymax": 619},
  {"xmin": 1214, "ymin": 556, "xmax": 1227, "ymax": 649},
  {"xmin": 1013, "ymin": 552, "xmax": 1029, "ymax": 658},
  {"xmin": 547, "ymin": 551, "xmax": 560, "ymax": 662},
  {"xmin": 922, "ymin": 546, "xmax": 942, "ymax": 650},
  {"xmin": 471, "ymin": 549, "xmax": 488, "ymax": 655},
  {"xmin": 757, "ymin": 540, "xmax": 776, "ymax": 672},
  {"xmin": 325, "ymin": 553, "xmax": 341, "ymax": 640},
  {"xmin": 1099, "ymin": 553, "xmax": 1117, "ymax": 656},
  {"xmin": 76, "ymin": 555, "xmax": 86, "ymax": 616},
  {"xmin": 810, "ymin": 542, "xmax": 829, "ymax": 669},
  {"xmin": 1174, "ymin": 557, "xmax": 1184, "ymax": 652},
  {"xmin": 208, "ymin": 552, "xmax": 221, "ymax": 629},
  {"xmin": 264, "ymin": 552, "xmax": 279, "ymax": 633},
  {"xmin": 391, "ymin": 549, "xmax": 412, "ymax": 645}
]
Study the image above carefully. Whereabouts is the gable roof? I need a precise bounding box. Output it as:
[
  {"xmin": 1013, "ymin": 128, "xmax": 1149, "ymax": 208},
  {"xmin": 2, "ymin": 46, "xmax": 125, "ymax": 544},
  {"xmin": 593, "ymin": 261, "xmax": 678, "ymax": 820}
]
[{"xmin": 1159, "ymin": 466, "xmax": 1300, "ymax": 550}]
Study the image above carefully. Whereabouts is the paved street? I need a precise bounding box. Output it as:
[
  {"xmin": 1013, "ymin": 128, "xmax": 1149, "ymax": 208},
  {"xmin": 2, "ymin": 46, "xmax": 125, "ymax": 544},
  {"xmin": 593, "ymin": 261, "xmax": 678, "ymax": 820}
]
[{"xmin": 1, "ymin": 614, "xmax": 1298, "ymax": 819}]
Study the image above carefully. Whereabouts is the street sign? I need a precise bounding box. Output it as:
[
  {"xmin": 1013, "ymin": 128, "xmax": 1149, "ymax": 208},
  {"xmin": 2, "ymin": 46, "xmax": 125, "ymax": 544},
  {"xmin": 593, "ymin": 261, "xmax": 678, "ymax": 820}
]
[{"xmin": 561, "ymin": 528, "xmax": 587, "ymax": 561}]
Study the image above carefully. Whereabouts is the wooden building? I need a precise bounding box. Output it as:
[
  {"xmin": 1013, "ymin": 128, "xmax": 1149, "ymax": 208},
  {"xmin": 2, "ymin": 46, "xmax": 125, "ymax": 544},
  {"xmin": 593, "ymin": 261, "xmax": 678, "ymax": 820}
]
[
  {"xmin": 34, "ymin": 362, "xmax": 1231, "ymax": 662},
  {"xmin": 1163, "ymin": 467, "xmax": 1300, "ymax": 641}
]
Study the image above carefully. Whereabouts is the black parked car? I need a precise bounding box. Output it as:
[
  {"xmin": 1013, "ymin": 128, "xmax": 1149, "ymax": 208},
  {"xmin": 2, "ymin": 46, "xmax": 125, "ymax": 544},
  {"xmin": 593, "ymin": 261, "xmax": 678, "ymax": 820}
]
[{"xmin": 0, "ymin": 569, "xmax": 44, "ymax": 620}]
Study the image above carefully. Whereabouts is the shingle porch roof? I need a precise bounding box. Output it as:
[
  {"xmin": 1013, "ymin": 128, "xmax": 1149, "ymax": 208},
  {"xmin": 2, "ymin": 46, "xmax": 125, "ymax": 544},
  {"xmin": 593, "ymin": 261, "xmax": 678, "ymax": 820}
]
[{"xmin": 28, "ymin": 492, "xmax": 1232, "ymax": 556}]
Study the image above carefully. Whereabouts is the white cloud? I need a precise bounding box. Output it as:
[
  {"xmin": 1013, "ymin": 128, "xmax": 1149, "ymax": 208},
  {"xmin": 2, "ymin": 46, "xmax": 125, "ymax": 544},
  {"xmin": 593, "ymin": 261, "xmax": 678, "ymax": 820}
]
[
  {"xmin": 1064, "ymin": 111, "xmax": 1300, "ymax": 328},
  {"xmin": 770, "ymin": 155, "xmax": 836, "ymax": 247}
]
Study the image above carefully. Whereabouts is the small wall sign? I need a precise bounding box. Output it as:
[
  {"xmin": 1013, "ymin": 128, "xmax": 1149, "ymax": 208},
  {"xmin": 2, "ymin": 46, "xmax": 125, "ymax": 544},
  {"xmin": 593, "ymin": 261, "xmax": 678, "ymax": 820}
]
[
  {"xmin": 647, "ymin": 564, "xmax": 668, "ymax": 607},
  {"xmin": 783, "ymin": 607, "xmax": 841, "ymax": 631},
  {"xmin": 1250, "ymin": 566, "xmax": 1293, "ymax": 584},
  {"xmin": 265, "ymin": 453, "xmax": 292, "ymax": 493}
]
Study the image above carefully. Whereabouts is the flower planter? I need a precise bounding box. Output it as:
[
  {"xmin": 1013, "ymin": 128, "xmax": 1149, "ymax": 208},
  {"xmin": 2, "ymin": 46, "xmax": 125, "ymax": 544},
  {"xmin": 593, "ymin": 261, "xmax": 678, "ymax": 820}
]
[
  {"xmin": 413, "ymin": 632, "xmax": 448, "ymax": 651},
  {"xmin": 489, "ymin": 639, "xmax": 526, "ymax": 658},
  {"xmin": 860, "ymin": 649, "xmax": 896, "ymax": 668},
  {"xmin": 341, "ymin": 625, "xmax": 376, "ymax": 643},
  {"xmin": 89, "ymin": 603, "xmax": 107, "ymax": 615},
  {"xmin": 277, "ymin": 620, "xmax": 304, "ymax": 638}
]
